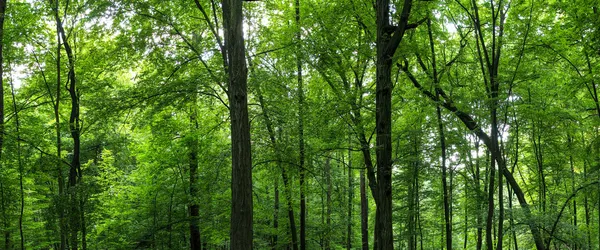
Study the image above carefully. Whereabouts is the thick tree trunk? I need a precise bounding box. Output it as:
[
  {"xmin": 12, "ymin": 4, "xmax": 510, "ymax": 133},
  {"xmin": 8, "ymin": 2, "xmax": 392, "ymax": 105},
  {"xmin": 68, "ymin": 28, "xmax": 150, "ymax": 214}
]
[
  {"xmin": 374, "ymin": 0, "xmax": 414, "ymax": 247},
  {"xmin": 223, "ymin": 0, "xmax": 253, "ymax": 248}
]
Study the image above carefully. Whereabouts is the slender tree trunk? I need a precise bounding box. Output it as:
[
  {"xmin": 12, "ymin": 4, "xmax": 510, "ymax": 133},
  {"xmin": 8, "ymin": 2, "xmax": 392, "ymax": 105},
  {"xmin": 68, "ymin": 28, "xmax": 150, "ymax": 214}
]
[
  {"xmin": 53, "ymin": 4, "xmax": 81, "ymax": 248},
  {"xmin": 360, "ymin": 165, "xmax": 368, "ymax": 250},
  {"xmin": 189, "ymin": 105, "xmax": 201, "ymax": 250},
  {"xmin": 463, "ymin": 188, "xmax": 468, "ymax": 250},
  {"xmin": 347, "ymin": 148, "xmax": 353, "ymax": 250},
  {"xmin": 408, "ymin": 135, "xmax": 419, "ymax": 250},
  {"xmin": 223, "ymin": 0, "xmax": 253, "ymax": 248},
  {"xmin": 428, "ymin": 17, "xmax": 452, "ymax": 249},
  {"xmin": 568, "ymin": 135, "xmax": 578, "ymax": 250},
  {"xmin": 438, "ymin": 105, "xmax": 452, "ymax": 250},
  {"xmin": 295, "ymin": 1, "xmax": 307, "ymax": 248},
  {"xmin": 325, "ymin": 157, "xmax": 332, "ymax": 250},
  {"xmin": 272, "ymin": 176, "xmax": 279, "ymax": 250},
  {"xmin": 416, "ymin": 173, "xmax": 422, "ymax": 250},
  {"xmin": 256, "ymin": 88, "xmax": 298, "ymax": 250},
  {"xmin": 53, "ymin": 1, "xmax": 67, "ymax": 246},
  {"xmin": 283, "ymin": 168, "xmax": 299, "ymax": 250},
  {"xmin": 0, "ymin": 0, "xmax": 7, "ymax": 248},
  {"xmin": 9, "ymin": 60, "xmax": 25, "ymax": 250},
  {"xmin": 509, "ymin": 123, "xmax": 519, "ymax": 250},
  {"xmin": 474, "ymin": 140, "xmax": 483, "ymax": 250},
  {"xmin": 496, "ymin": 160, "xmax": 503, "ymax": 250}
]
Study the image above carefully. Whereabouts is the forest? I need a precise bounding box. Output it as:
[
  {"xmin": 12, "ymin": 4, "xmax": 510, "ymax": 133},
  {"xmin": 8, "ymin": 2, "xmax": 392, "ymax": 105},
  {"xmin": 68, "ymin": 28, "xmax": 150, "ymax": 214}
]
[{"xmin": 0, "ymin": 0, "xmax": 598, "ymax": 249}]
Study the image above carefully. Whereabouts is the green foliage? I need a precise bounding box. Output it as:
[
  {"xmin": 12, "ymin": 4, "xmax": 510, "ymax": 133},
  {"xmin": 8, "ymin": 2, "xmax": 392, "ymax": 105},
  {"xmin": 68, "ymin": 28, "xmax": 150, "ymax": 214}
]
[{"xmin": 0, "ymin": 0, "xmax": 599, "ymax": 249}]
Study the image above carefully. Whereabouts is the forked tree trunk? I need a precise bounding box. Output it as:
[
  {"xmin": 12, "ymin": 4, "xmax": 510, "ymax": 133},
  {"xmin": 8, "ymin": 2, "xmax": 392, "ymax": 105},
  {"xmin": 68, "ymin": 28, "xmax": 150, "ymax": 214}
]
[{"xmin": 374, "ymin": 0, "xmax": 414, "ymax": 248}]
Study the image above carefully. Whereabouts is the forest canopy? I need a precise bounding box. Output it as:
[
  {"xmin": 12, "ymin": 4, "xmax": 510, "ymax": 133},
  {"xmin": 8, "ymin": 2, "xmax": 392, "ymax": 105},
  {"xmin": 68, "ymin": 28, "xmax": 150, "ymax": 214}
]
[{"xmin": 0, "ymin": 0, "xmax": 599, "ymax": 249}]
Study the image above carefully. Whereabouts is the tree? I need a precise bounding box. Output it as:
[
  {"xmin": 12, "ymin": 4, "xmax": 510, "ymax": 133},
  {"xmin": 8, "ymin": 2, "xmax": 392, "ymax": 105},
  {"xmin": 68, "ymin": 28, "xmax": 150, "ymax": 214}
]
[
  {"xmin": 223, "ymin": 0, "xmax": 253, "ymax": 248},
  {"xmin": 374, "ymin": 0, "xmax": 416, "ymax": 248}
]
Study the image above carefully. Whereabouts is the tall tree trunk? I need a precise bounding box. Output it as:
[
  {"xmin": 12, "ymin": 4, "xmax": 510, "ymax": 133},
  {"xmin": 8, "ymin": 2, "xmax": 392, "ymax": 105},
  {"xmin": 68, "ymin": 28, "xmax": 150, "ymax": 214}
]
[
  {"xmin": 347, "ymin": 146, "xmax": 353, "ymax": 250},
  {"xmin": 0, "ymin": 0, "xmax": 7, "ymax": 248},
  {"xmin": 463, "ymin": 188, "xmax": 468, "ymax": 250},
  {"xmin": 9, "ymin": 59, "xmax": 25, "ymax": 250},
  {"xmin": 223, "ymin": 0, "xmax": 253, "ymax": 248},
  {"xmin": 427, "ymin": 16, "xmax": 452, "ymax": 250},
  {"xmin": 283, "ymin": 168, "xmax": 299, "ymax": 250},
  {"xmin": 438, "ymin": 105, "xmax": 452, "ymax": 250},
  {"xmin": 583, "ymin": 145, "xmax": 591, "ymax": 249},
  {"xmin": 189, "ymin": 104, "xmax": 201, "ymax": 250},
  {"xmin": 295, "ymin": 1, "xmax": 307, "ymax": 249},
  {"xmin": 256, "ymin": 88, "xmax": 298, "ymax": 250},
  {"xmin": 407, "ymin": 135, "xmax": 419, "ymax": 250},
  {"xmin": 53, "ymin": 3, "xmax": 81, "ymax": 248},
  {"xmin": 53, "ymin": 1, "xmax": 67, "ymax": 246},
  {"xmin": 474, "ymin": 141, "xmax": 482, "ymax": 250},
  {"xmin": 568, "ymin": 134, "xmax": 577, "ymax": 250},
  {"xmin": 496, "ymin": 159, "xmax": 503, "ymax": 250},
  {"xmin": 374, "ymin": 0, "xmax": 414, "ymax": 248}
]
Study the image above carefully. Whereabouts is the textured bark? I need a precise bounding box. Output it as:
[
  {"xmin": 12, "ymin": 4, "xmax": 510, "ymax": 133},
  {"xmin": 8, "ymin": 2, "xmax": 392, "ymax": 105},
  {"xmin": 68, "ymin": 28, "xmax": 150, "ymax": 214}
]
[
  {"xmin": 223, "ymin": 0, "xmax": 253, "ymax": 248},
  {"xmin": 374, "ymin": 0, "xmax": 413, "ymax": 248}
]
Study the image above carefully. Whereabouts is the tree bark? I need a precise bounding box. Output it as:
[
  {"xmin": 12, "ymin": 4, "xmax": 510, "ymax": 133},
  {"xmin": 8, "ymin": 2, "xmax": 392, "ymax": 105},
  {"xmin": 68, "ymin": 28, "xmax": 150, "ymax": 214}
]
[
  {"xmin": 223, "ymin": 0, "xmax": 253, "ymax": 248},
  {"xmin": 52, "ymin": 3, "xmax": 81, "ymax": 248},
  {"xmin": 9, "ymin": 57, "xmax": 25, "ymax": 250},
  {"xmin": 295, "ymin": 1, "xmax": 307, "ymax": 248},
  {"xmin": 53, "ymin": 1, "xmax": 67, "ymax": 246},
  {"xmin": 256, "ymin": 88, "xmax": 298, "ymax": 250},
  {"xmin": 0, "ymin": 0, "xmax": 7, "ymax": 248},
  {"xmin": 347, "ymin": 145, "xmax": 353, "ymax": 250},
  {"xmin": 426, "ymin": 16, "xmax": 452, "ymax": 250},
  {"xmin": 360, "ymin": 165, "xmax": 368, "ymax": 250},
  {"xmin": 189, "ymin": 105, "xmax": 201, "ymax": 250},
  {"xmin": 374, "ymin": 0, "xmax": 414, "ymax": 248}
]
